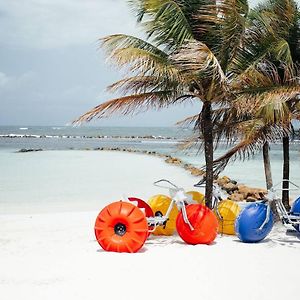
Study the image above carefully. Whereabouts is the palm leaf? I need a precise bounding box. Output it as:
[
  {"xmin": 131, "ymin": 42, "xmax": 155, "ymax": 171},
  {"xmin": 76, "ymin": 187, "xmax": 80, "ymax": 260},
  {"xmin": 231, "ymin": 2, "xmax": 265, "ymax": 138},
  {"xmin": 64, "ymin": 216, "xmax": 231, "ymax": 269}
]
[
  {"xmin": 176, "ymin": 114, "xmax": 199, "ymax": 127},
  {"xmin": 231, "ymin": 0, "xmax": 298, "ymax": 75},
  {"xmin": 171, "ymin": 41, "xmax": 228, "ymax": 100},
  {"xmin": 100, "ymin": 34, "xmax": 188, "ymax": 81},
  {"xmin": 101, "ymin": 34, "xmax": 167, "ymax": 56},
  {"xmin": 107, "ymin": 75, "xmax": 183, "ymax": 95},
  {"xmin": 144, "ymin": 0, "xmax": 194, "ymax": 49},
  {"xmin": 195, "ymin": 0, "xmax": 249, "ymax": 70},
  {"xmin": 130, "ymin": 0, "xmax": 210, "ymax": 49},
  {"xmin": 212, "ymin": 121, "xmax": 291, "ymax": 174},
  {"xmin": 73, "ymin": 91, "xmax": 195, "ymax": 124}
]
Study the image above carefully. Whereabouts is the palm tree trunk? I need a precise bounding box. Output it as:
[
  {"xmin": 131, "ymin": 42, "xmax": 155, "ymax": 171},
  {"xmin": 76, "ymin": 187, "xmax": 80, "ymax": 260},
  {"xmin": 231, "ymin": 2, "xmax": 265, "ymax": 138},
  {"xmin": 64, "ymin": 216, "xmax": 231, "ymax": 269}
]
[
  {"xmin": 201, "ymin": 101, "xmax": 214, "ymax": 209},
  {"xmin": 263, "ymin": 141, "xmax": 280, "ymax": 220},
  {"xmin": 282, "ymin": 136, "xmax": 290, "ymax": 209},
  {"xmin": 263, "ymin": 142, "xmax": 273, "ymax": 190}
]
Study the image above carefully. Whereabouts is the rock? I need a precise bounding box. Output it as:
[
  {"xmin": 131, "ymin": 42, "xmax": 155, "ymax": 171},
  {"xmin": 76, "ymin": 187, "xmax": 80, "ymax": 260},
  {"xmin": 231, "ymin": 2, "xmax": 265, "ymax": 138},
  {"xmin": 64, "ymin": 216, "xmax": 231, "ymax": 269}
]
[
  {"xmin": 228, "ymin": 192, "xmax": 245, "ymax": 202},
  {"xmin": 216, "ymin": 176, "xmax": 232, "ymax": 187},
  {"xmin": 246, "ymin": 196, "xmax": 258, "ymax": 202},
  {"xmin": 165, "ymin": 158, "xmax": 172, "ymax": 164},
  {"xmin": 222, "ymin": 182, "xmax": 238, "ymax": 193},
  {"xmin": 165, "ymin": 157, "xmax": 182, "ymax": 165},
  {"xmin": 190, "ymin": 168, "xmax": 205, "ymax": 176},
  {"xmin": 18, "ymin": 148, "xmax": 43, "ymax": 153},
  {"xmin": 237, "ymin": 185, "xmax": 267, "ymax": 200},
  {"xmin": 183, "ymin": 164, "xmax": 192, "ymax": 170},
  {"xmin": 173, "ymin": 158, "xmax": 182, "ymax": 164}
]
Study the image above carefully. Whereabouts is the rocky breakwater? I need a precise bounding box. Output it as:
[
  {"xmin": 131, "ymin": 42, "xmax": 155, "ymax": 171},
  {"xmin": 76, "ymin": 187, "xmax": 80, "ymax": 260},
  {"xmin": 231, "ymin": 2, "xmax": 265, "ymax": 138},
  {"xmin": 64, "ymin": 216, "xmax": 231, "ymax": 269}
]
[
  {"xmin": 163, "ymin": 156, "xmax": 267, "ymax": 202},
  {"xmin": 216, "ymin": 176, "xmax": 267, "ymax": 202}
]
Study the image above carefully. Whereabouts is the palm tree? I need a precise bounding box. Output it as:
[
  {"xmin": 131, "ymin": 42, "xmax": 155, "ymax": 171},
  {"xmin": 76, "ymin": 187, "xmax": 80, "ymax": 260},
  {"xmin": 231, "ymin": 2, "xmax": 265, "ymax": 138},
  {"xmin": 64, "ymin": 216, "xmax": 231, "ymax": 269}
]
[
  {"xmin": 210, "ymin": 0, "xmax": 300, "ymax": 208},
  {"xmin": 263, "ymin": 141, "xmax": 273, "ymax": 189},
  {"xmin": 74, "ymin": 0, "xmax": 300, "ymax": 208},
  {"xmin": 247, "ymin": 0, "xmax": 300, "ymax": 208},
  {"xmin": 74, "ymin": 0, "xmax": 250, "ymax": 208}
]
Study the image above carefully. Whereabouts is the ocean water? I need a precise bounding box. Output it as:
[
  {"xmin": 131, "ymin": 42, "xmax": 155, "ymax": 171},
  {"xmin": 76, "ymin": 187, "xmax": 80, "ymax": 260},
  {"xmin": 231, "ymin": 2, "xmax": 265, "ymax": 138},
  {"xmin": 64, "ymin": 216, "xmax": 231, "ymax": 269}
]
[{"xmin": 0, "ymin": 126, "xmax": 299, "ymax": 213}]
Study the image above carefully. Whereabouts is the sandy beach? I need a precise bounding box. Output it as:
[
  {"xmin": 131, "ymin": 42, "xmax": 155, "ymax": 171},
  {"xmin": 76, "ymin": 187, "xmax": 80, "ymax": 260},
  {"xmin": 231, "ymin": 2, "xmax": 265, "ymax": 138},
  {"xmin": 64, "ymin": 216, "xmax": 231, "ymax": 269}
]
[{"xmin": 1, "ymin": 151, "xmax": 300, "ymax": 300}]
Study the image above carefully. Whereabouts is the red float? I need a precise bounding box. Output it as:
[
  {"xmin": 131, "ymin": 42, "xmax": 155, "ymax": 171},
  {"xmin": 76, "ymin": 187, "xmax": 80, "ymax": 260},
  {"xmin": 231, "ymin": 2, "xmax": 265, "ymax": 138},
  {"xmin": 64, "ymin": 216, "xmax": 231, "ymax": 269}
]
[
  {"xmin": 94, "ymin": 201, "xmax": 148, "ymax": 253},
  {"xmin": 128, "ymin": 197, "xmax": 154, "ymax": 234},
  {"xmin": 128, "ymin": 197, "xmax": 154, "ymax": 217},
  {"xmin": 176, "ymin": 204, "xmax": 219, "ymax": 245}
]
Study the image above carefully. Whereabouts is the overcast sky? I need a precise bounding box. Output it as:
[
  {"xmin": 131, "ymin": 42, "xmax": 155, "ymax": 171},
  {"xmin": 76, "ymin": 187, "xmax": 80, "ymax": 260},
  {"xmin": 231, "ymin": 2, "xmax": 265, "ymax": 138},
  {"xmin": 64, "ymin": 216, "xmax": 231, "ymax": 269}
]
[{"xmin": 0, "ymin": 0, "xmax": 286, "ymax": 126}]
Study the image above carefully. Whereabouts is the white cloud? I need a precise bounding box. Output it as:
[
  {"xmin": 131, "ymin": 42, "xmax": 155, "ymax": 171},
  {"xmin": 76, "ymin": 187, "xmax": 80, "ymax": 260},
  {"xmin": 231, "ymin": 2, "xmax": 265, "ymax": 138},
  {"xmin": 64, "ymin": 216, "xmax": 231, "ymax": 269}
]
[{"xmin": 0, "ymin": 0, "xmax": 140, "ymax": 49}]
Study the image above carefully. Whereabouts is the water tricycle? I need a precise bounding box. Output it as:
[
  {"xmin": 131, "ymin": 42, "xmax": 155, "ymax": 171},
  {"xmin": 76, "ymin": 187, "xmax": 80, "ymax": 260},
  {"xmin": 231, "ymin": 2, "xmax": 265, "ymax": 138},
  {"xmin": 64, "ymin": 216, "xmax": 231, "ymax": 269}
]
[
  {"xmin": 94, "ymin": 179, "xmax": 300, "ymax": 252},
  {"xmin": 235, "ymin": 180, "xmax": 300, "ymax": 242},
  {"xmin": 94, "ymin": 179, "xmax": 242, "ymax": 253},
  {"xmin": 94, "ymin": 179, "xmax": 219, "ymax": 253}
]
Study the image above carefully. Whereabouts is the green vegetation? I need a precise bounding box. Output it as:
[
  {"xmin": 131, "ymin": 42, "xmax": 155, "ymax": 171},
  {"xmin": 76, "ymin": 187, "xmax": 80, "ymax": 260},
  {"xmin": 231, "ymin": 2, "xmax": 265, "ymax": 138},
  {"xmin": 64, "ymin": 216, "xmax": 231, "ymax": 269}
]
[{"xmin": 75, "ymin": 0, "xmax": 300, "ymax": 208}]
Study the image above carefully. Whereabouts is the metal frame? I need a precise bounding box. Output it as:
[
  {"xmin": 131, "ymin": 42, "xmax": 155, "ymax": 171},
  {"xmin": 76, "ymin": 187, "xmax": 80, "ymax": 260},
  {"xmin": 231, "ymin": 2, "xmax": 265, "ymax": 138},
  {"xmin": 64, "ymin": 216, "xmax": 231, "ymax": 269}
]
[
  {"xmin": 146, "ymin": 179, "xmax": 195, "ymax": 232},
  {"xmin": 259, "ymin": 180, "xmax": 300, "ymax": 230},
  {"xmin": 194, "ymin": 182, "xmax": 224, "ymax": 220},
  {"xmin": 147, "ymin": 179, "xmax": 231, "ymax": 233}
]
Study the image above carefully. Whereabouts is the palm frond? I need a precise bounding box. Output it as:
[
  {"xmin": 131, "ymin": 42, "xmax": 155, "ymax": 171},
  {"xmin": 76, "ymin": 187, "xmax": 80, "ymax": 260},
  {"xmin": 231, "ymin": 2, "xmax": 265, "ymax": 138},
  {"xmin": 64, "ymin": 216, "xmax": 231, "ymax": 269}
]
[
  {"xmin": 171, "ymin": 41, "xmax": 228, "ymax": 99},
  {"xmin": 252, "ymin": 0, "xmax": 297, "ymax": 39},
  {"xmin": 107, "ymin": 75, "xmax": 183, "ymax": 95},
  {"xmin": 101, "ymin": 34, "xmax": 167, "ymax": 57},
  {"xmin": 73, "ymin": 91, "xmax": 195, "ymax": 124},
  {"xmin": 212, "ymin": 121, "xmax": 291, "ymax": 174},
  {"xmin": 234, "ymin": 85, "xmax": 300, "ymax": 122},
  {"xmin": 272, "ymin": 38, "xmax": 293, "ymax": 64},
  {"xmin": 101, "ymin": 34, "xmax": 194, "ymax": 82},
  {"xmin": 232, "ymin": 0, "xmax": 299, "ymax": 74},
  {"xmin": 144, "ymin": 0, "xmax": 194, "ymax": 49},
  {"xmin": 195, "ymin": 0, "xmax": 249, "ymax": 70},
  {"xmin": 129, "ymin": 0, "xmax": 214, "ymax": 50},
  {"xmin": 175, "ymin": 114, "xmax": 199, "ymax": 127},
  {"xmin": 232, "ymin": 62, "xmax": 300, "ymax": 123}
]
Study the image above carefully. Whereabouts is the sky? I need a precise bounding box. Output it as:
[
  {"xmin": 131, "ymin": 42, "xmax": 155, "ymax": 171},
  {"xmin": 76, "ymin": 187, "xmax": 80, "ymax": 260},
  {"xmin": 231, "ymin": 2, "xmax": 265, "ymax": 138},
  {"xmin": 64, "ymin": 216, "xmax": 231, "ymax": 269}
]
[{"xmin": 0, "ymin": 0, "xmax": 288, "ymax": 126}]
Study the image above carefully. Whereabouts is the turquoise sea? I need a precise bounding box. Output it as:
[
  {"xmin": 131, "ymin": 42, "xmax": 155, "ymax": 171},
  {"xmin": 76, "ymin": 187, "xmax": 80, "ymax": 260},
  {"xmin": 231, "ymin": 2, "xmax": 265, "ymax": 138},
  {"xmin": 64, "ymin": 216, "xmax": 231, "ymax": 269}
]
[{"xmin": 0, "ymin": 126, "xmax": 299, "ymax": 213}]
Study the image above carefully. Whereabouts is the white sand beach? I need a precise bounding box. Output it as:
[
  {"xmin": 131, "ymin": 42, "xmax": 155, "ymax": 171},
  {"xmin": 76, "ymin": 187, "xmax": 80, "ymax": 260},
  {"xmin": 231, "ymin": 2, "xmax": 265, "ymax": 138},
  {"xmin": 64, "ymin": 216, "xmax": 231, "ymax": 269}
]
[{"xmin": 1, "ymin": 151, "xmax": 300, "ymax": 300}]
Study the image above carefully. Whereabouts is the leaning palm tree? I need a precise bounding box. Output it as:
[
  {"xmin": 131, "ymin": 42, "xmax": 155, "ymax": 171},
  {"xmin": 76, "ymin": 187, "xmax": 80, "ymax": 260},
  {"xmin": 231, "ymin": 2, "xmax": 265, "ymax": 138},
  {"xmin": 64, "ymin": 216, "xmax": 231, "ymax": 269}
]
[
  {"xmin": 208, "ymin": 0, "xmax": 300, "ymax": 208},
  {"xmin": 74, "ymin": 0, "xmax": 250, "ymax": 208}
]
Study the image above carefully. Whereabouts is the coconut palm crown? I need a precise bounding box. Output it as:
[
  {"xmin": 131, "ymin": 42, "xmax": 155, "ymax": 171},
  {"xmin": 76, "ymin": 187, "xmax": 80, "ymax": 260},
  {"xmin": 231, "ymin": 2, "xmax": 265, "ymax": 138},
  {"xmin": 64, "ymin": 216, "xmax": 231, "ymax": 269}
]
[{"xmin": 207, "ymin": 0, "xmax": 300, "ymax": 207}]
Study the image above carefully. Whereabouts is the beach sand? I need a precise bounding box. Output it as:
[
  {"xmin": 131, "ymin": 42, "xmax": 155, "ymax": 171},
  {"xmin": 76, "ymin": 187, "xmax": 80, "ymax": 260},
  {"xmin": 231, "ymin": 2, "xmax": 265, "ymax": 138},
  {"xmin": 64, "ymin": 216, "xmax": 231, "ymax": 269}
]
[{"xmin": 1, "ymin": 151, "xmax": 299, "ymax": 300}]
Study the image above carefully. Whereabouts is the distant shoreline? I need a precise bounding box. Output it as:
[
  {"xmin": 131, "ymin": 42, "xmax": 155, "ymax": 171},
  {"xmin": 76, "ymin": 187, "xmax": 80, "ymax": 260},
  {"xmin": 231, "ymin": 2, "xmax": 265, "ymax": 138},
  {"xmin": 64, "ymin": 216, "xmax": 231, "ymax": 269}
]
[{"xmin": 1, "ymin": 134, "xmax": 299, "ymax": 144}]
